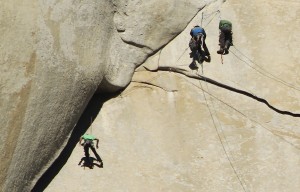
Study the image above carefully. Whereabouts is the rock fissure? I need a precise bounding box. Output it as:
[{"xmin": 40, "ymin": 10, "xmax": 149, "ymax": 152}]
[
  {"xmin": 131, "ymin": 80, "xmax": 178, "ymax": 92},
  {"xmin": 230, "ymin": 48, "xmax": 300, "ymax": 92},
  {"xmin": 179, "ymin": 73, "xmax": 300, "ymax": 151},
  {"xmin": 121, "ymin": 38, "xmax": 153, "ymax": 52},
  {"xmin": 145, "ymin": 66, "xmax": 300, "ymax": 117},
  {"xmin": 3, "ymin": 0, "xmax": 300, "ymax": 191}
]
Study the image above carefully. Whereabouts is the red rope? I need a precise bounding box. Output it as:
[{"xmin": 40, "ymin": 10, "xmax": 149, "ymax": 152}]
[{"xmin": 221, "ymin": 54, "xmax": 224, "ymax": 64}]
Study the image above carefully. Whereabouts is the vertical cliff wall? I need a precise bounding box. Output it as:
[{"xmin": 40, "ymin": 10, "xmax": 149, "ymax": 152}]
[
  {"xmin": 1, "ymin": 0, "xmax": 300, "ymax": 191},
  {"xmin": 45, "ymin": 0, "xmax": 300, "ymax": 192},
  {"xmin": 0, "ymin": 0, "xmax": 207, "ymax": 191}
]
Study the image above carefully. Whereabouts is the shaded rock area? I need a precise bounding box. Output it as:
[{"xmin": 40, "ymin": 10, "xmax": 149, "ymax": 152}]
[
  {"xmin": 45, "ymin": 0, "xmax": 300, "ymax": 192},
  {"xmin": 0, "ymin": 0, "xmax": 205, "ymax": 191}
]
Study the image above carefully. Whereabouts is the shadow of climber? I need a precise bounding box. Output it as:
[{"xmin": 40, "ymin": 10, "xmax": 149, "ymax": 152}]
[{"xmin": 78, "ymin": 157, "xmax": 103, "ymax": 169}]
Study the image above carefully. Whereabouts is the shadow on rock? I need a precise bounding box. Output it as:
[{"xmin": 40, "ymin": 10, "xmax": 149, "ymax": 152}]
[
  {"xmin": 78, "ymin": 157, "xmax": 103, "ymax": 169},
  {"xmin": 32, "ymin": 92, "xmax": 118, "ymax": 192}
]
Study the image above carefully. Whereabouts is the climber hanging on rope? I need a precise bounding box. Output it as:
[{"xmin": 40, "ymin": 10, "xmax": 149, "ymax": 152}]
[
  {"xmin": 189, "ymin": 25, "xmax": 211, "ymax": 68},
  {"xmin": 217, "ymin": 20, "xmax": 233, "ymax": 55}
]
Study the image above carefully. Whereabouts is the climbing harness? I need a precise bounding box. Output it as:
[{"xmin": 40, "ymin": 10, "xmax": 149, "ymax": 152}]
[
  {"xmin": 176, "ymin": 9, "xmax": 220, "ymax": 66},
  {"xmin": 196, "ymin": 9, "xmax": 248, "ymax": 191},
  {"xmin": 202, "ymin": 9, "xmax": 224, "ymax": 65},
  {"xmin": 175, "ymin": 5, "xmax": 300, "ymax": 191},
  {"xmin": 196, "ymin": 50, "xmax": 204, "ymax": 75}
]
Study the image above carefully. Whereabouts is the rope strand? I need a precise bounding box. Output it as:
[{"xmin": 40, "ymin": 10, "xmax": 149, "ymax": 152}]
[
  {"xmin": 199, "ymin": 70, "xmax": 248, "ymax": 192},
  {"xmin": 230, "ymin": 48, "xmax": 300, "ymax": 92}
]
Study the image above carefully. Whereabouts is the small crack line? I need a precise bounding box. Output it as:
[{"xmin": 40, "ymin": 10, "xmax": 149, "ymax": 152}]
[
  {"xmin": 120, "ymin": 38, "xmax": 153, "ymax": 52},
  {"xmin": 131, "ymin": 80, "xmax": 178, "ymax": 92}
]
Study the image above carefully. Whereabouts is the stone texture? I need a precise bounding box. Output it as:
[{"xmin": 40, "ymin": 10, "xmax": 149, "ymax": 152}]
[
  {"xmin": 46, "ymin": 0, "xmax": 300, "ymax": 191},
  {"xmin": 0, "ymin": 0, "xmax": 206, "ymax": 191}
]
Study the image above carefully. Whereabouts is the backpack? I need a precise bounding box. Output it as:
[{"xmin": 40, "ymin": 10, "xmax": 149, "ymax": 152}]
[
  {"xmin": 190, "ymin": 26, "xmax": 206, "ymax": 38},
  {"xmin": 219, "ymin": 20, "xmax": 232, "ymax": 32}
]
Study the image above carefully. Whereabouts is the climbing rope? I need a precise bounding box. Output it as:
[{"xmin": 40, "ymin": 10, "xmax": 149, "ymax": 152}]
[
  {"xmin": 198, "ymin": 70, "xmax": 248, "ymax": 192},
  {"xmin": 195, "ymin": 8, "xmax": 248, "ymax": 184},
  {"xmin": 201, "ymin": 12, "xmax": 204, "ymax": 27},
  {"xmin": 176, "ymin": 8, "xmax": 220, "ymax": 64},
  {"xmin": 203, "ymin": 10, "xmax": 220, "ymax": 28},
  {"xmin": 176, "ymin": 72, "xmax": 300, "ymax": 151},
  {"xmin": 202, "ymin": 8, "xmax": 300, "ymax": 91},
  {"xmin": 202, "ymin": 10, "xmax": 300, "ymax": 92},
  {"xmin": 169, "ymin": 3, "xmax": 300, "ymax": 184},
  {"xmin": 193, "ymin": 20, "xmax": 249, "ymax": 187},
  {"xmin": 221, "ymin": 54, "xmax": 224, "ymax": 64},
  {"xmin": 230, "ymin": 46, "xmax": 300, "ymax": 92}
]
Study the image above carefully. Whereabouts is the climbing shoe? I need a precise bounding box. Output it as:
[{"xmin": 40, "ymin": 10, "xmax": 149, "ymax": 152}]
[
  {"xmin": 192, "ymin": 61, "xmax": 197, "ymax": 67},
  {"xmin": 217, "ymin": 49, "xmax": 224, "ymax": 54},
  {"xmin": 224, "ymin": 49, "xmax": 229, "ymax": 55}
]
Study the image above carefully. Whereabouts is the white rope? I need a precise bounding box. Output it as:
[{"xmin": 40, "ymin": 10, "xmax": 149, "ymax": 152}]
[
  {"xmin": 201, "ymin": 12, "xmax": 204, "ymax": 27},
  {"xmin": 230, "ymin": 46, "xmax": 300, "ymax": 92},
  {"xmin": 198, "ymin": 65, "xmax": 248, "ymax": 191}
]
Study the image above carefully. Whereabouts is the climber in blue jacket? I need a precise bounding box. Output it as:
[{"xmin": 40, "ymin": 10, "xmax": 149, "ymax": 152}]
[{"xmin": 189, "ymin": 25, "xmax": 211, "ymax": 67}]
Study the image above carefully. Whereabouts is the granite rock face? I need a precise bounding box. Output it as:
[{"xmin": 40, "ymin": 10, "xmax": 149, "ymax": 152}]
[
  {"xmin": 0, "ymin": 0, "xmax": 205, "ymax": 191},
  {"xmin": 46, "ymin": 0, "xmax": 300, "ymax": 191}
]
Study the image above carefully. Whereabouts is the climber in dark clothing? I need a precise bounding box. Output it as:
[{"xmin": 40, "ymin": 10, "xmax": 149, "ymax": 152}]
[
  {"xmin": 217, "ymin": 20, "xmax": 233, "ymax": 55},
  {"xmin": 189, "ymin": 25, "xmax": 211, "ymax": 67},
  {"xmin": 79, "ymin": 134, "xmax": 103, "ymax": 166}
]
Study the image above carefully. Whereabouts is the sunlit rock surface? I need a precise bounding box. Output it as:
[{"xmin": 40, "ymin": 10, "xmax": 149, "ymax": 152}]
[
  {"xmin": 1, "ymin": 0, "xmax": 300, "ymax": 191},
  {"xmin": 0, "ymin": 0, "xmax": 204, "ymax": 191},
  {"xmin": 46, "ymin": 0, "xmax": 300, "ymax": 191}
]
